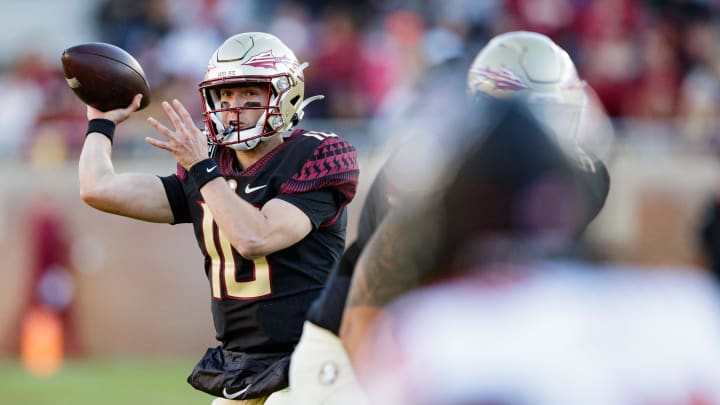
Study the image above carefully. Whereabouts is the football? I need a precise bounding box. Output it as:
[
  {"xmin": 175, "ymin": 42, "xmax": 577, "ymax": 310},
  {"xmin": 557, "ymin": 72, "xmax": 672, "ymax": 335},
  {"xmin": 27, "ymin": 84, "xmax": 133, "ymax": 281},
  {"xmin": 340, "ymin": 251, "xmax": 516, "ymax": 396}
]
[{"xmin": 61, "ymin": 42, "xmax": 151, "ymax": 112}]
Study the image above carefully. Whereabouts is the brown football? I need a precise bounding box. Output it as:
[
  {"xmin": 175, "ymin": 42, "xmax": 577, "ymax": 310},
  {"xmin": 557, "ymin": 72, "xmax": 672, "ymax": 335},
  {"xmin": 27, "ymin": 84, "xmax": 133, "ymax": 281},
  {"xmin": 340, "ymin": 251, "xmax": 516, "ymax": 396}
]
[{"xmin": 61, "ymin": 42, "xmax": 151, "ymax": 112}]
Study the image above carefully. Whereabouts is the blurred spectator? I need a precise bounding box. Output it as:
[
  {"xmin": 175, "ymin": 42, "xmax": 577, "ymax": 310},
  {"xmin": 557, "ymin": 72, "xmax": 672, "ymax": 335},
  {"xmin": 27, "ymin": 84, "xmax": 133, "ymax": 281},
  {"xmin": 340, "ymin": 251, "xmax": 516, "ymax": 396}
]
[
  {"xmin": 573, "ymin": 0, "xmax": 647, "ymax": 118},
  {"xmin": 505, "ymin": 0, "xmax": 576, "ymax": 38},
  {"xmin": 620, "ymin": 22, "xmax": 681, "ymax": 119},
  {"xmin": 267, "ymin": 1, "xmax": 313, "ymax": 59},
  {"xmin": 96, "ymin": 0, "xmax": 171, "ymax": 55},
  {"xmin": 33, "ymin": 70, "xmax": 87, "ymax": 161},
  {"xmin": 305, "ymin": 5, "xmax": 378, "ymax": 119},
  {"xmin": 155, "ymin": 21, "xmax": 222, "ymax": 82},
  {"xmin": 677, "ymin": 13, "xmax": 720, "ymax": 148},
  {"xmin": 8, "ymin": 193, "xmax": 81, "ymax": 375},
  {"xmin": 0, "ymin": 52, "xmax": 47, "ymax": 159}
]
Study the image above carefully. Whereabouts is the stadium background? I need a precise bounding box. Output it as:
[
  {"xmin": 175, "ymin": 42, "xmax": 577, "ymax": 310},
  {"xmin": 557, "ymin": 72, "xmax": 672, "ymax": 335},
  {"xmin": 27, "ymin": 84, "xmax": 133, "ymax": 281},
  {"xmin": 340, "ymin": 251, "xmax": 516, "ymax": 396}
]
[{"xmin": 0, "ymin": 0, "xmax": 719, "ymax": 403}]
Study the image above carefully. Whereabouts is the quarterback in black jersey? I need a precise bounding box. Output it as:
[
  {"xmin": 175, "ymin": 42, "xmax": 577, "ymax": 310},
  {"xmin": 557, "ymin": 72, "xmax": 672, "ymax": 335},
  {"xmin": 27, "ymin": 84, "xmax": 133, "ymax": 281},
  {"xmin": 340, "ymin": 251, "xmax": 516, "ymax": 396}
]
[
  {"xmin": 78, "ymin": 32, "xmax": 358, "ymax": 404},
  {"xmin": 161, "ymin": 128, "xmax": 356, "ymax": 354}
]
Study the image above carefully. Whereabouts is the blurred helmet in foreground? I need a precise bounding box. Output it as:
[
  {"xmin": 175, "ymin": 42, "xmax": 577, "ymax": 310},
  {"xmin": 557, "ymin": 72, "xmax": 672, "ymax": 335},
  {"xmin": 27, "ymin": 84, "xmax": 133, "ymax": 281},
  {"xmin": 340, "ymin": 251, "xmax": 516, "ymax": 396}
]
[{"xmin": 468, "ymin": 31, "xmax": 613, "ymax": 161}]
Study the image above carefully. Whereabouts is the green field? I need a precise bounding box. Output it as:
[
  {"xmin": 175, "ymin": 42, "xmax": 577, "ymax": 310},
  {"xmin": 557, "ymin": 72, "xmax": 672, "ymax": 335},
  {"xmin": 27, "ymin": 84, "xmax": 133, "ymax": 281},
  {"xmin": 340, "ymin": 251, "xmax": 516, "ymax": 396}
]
[{"xmin": 0, "ymin": 358, "xmax": 211, "ymax": 405}]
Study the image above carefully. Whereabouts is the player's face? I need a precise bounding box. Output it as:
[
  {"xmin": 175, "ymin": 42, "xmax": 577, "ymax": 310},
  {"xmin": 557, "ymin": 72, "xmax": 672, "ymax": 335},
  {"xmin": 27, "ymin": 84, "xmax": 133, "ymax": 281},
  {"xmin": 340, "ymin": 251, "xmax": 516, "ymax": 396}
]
[{"xmin": 219, "ymin": 84, "xmax": 269, "ymax": 130}]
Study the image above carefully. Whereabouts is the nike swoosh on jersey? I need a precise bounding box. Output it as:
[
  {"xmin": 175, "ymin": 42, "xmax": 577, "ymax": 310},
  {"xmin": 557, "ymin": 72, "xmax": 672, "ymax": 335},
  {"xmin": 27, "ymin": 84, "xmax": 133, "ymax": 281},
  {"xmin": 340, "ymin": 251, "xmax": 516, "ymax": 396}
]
[
  {"xmin": 206, "ymin": 165, "xmax": 217, "ymax": 173},
  {"xmin": 245, "ymin": 184, "xmax": 268, "ymax": 194},
  {"xmin": 223, "ymin": 385, "xmax": 251, "ymax": 399}
]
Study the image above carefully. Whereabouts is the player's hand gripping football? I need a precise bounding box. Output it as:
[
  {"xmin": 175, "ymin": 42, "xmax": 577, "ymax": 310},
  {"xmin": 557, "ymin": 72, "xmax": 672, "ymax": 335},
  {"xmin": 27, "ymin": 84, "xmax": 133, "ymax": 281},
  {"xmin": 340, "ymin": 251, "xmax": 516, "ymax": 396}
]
[
  {"xmin": 86, "ymin": 93, "xmax": 143, "ymax": 124},
  {"xmin": 146, "ymin": 99, "xmax": 209, "ymax": 170}
]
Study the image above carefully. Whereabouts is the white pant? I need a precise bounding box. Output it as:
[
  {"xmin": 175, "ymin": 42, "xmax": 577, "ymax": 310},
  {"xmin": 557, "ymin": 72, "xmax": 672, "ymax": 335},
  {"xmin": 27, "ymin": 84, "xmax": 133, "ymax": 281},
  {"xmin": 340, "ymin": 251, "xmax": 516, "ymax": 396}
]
[{"xmin": 289, "ymin": 321, "xmax": 370, "ymax": 405}]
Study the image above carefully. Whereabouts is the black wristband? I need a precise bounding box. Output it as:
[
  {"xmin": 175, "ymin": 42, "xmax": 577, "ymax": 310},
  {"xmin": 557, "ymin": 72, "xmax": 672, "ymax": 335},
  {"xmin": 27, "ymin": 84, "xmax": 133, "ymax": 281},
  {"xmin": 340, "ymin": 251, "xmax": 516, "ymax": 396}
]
[
  {"xmin": 188, "ymin": 158, "xmax": 222, "ymax": 190},
  {"xmin": 86, "ymin": 119, "xmax": 116, "ymax": 144}
]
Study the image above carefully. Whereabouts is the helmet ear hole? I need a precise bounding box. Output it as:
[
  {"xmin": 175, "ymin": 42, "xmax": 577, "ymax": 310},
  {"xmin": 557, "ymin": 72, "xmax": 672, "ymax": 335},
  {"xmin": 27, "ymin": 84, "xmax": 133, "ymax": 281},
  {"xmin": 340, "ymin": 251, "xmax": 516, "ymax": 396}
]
[{"xmin": 288, "ymin": 96, "xmax": 303, "ymax": 128}]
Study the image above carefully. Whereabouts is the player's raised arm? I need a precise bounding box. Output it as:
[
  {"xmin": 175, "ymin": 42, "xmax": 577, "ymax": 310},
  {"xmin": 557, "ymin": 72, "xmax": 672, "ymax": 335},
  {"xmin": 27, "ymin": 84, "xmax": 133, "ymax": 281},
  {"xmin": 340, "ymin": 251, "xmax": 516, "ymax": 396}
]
[{"xmin": 79, "ymin": 96, "xmax": 174, "ymax": 223}]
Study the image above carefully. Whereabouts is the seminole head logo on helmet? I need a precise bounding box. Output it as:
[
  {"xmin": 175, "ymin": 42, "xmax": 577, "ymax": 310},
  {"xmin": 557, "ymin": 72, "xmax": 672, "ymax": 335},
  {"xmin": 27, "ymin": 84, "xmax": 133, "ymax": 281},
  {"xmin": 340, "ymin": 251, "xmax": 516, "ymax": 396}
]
[{"xmin": 242, "ymin": 50, "xmax": 301, "ymax": 73}]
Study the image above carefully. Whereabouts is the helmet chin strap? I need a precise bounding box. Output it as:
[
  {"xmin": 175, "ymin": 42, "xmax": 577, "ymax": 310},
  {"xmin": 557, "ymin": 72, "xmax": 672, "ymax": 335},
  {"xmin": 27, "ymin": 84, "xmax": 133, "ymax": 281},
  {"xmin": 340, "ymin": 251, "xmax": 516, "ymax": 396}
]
[
  {"xmin": 226, "ymin": 125, "xmax": 264, "ymax": 150},
  {"xmin": 294, "ymin": 95, "xmax": 325, "ymax": 123},
  {"xmin": 210, "ymin": 105, "xmax": 266, "ymax": 149},
  {"xmin": 228, "ymin": 111, "xmax": 268, "ymax": 151},
  {"xmin": 229, "ymin": 131, "xmax": 262, "ymax": 150}
]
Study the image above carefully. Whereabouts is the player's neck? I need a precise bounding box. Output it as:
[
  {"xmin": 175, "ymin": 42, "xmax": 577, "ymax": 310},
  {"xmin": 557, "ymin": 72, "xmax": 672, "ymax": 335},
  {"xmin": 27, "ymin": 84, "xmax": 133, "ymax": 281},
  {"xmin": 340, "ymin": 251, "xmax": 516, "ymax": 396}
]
[{"xmin": 234, "ymin": 135, "xmax": 283, "ymax": 170}]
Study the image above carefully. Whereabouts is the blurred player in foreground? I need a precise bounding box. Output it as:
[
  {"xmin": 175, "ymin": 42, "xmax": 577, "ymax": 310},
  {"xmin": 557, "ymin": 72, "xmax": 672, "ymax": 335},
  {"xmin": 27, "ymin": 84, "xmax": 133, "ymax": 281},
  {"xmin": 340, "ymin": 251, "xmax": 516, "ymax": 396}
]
[
  {"xmin": 342, "ymin": 30, "xmax": 613, "ymax": 365},
  {"xmin": 77, "ymin": 32, "xmax": 358, "ymax": 404},
  {"xmin": 289, "ymin": 31, "xmax": 612, "ymax": 404},
  {"xmin": 353, "ymin": 98, "xmax": 720, "ymax": 404}
]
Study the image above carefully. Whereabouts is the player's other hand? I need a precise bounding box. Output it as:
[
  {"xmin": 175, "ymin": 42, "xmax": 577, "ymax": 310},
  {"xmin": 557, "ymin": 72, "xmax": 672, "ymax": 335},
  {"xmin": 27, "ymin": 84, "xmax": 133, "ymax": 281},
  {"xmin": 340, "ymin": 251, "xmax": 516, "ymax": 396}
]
[
  {"xmin": 146, "ymin": 99, "xmax": 208, "ymax": 170},
  {"xmin": 86, "ymin": 94, "xmax": 143, "ymax": 124}
]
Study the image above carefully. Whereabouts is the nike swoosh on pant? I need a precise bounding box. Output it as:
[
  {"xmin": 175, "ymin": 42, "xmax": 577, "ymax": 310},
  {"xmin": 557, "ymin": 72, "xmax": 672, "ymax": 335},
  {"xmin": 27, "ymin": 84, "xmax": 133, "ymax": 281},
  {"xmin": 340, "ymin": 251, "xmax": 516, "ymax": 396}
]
[{"xmin": 223, "ymin": 385, "xmax": 251, "ymax": 399}]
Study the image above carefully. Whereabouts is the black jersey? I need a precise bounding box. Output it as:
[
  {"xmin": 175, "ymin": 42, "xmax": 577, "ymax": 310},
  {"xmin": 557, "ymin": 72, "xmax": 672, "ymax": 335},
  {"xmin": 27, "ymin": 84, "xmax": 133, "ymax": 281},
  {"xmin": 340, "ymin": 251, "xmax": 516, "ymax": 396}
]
[
  {"xmin": 306, "ymin": 163, "xmax": 393, "ymax": 334},
  {"xmin": 160, "ymin": 129, "xmax": 358, "ymax": 353}
]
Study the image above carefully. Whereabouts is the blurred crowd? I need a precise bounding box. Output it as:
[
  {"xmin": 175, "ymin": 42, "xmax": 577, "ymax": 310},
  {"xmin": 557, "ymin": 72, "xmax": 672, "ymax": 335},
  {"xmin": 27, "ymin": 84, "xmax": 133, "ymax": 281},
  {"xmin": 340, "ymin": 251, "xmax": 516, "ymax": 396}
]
[{"xmin": 1, "ymin": 0, "xmax": 720, "ymax": 164}]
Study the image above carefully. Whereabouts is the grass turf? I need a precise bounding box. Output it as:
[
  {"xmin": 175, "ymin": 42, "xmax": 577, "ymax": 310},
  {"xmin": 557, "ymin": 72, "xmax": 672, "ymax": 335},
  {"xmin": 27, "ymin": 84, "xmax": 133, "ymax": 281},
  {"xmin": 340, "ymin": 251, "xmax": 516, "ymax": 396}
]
[{"xmin": 0, "ymin": 358, "xmax": 211, "ymax": 405}]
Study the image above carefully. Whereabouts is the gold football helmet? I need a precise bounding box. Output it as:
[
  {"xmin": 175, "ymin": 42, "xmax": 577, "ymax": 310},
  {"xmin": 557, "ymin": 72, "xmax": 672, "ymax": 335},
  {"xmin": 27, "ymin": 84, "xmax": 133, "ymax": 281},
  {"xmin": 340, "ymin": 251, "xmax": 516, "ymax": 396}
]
[{"xmin": 200, "ymin": 32, "xmax": 323, "ymax": 150}]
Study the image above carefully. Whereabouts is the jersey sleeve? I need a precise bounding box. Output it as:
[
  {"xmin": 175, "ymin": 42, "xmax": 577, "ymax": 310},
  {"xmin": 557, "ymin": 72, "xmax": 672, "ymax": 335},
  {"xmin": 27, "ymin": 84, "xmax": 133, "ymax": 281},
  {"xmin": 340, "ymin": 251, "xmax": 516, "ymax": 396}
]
[
  {"xmin": 159, "ymin": 166, "xmax": 192, "ymax": 224},
  {"xmin": 277, "ymin": 189, "xmax": 344, "ymax": 229},
  {"xmin": 279, "ymin": 135, "xmax": 359, "ymax": 227}
]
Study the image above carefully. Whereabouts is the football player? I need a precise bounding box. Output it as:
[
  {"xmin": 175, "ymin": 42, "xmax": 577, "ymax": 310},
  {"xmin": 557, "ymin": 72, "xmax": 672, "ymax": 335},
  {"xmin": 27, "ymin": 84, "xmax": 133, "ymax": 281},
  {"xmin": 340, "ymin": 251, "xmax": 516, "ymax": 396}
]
[
  {"xmin": 78, "ymin": 32, "xmax": 359, "ymax": 405},
  {"xmin": 341, "ymin": 30, "xmax": 613, "ymax": 366},
  {"xmin": 353, "ymin": 100, "xmax": 720, "ymax": 405},
  {"xmin": 288, "ymin": 30, "xmax": 613, "ymax": 404}
]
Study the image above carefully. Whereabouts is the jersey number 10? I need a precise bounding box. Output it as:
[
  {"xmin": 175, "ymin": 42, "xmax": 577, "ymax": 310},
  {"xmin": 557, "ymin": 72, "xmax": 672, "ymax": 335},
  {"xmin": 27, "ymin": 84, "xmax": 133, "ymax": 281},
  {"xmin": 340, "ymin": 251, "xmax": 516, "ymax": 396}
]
[{"xmin": 200, "ymin": 203, "xmax": 271, "ymax": 300}]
